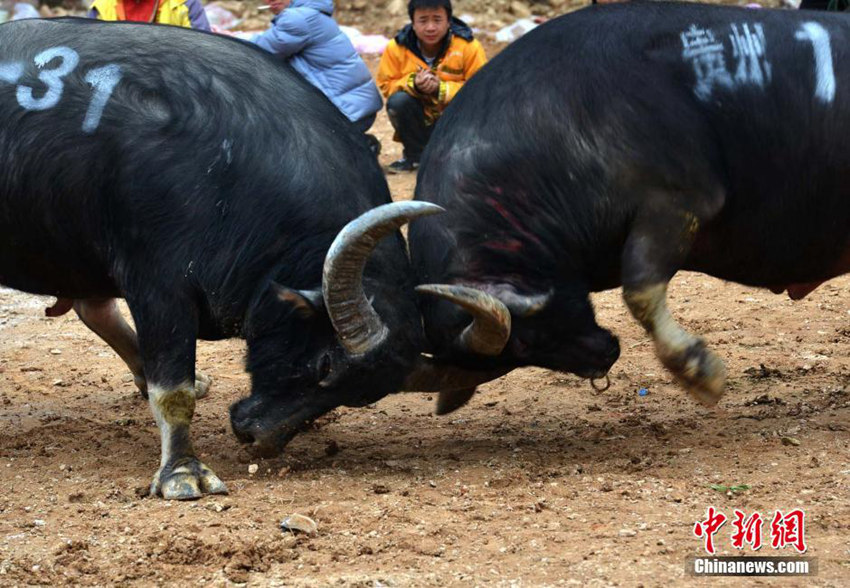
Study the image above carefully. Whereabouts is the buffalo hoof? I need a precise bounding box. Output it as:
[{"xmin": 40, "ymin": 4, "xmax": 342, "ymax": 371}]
[
  {"xmin": 194, "ymin": 372, "xmax": 212, "ymax": 400},
  {"xmin": 150, "ymin": 457, "xmax": 228, "ymax": 500},
  {"xmin": 663, "ymin": 339, "xmax": 726, "ymax": 406},
  {"xmin": 435, "ymin": 388, "xmax": 477, "ymax": 415}
]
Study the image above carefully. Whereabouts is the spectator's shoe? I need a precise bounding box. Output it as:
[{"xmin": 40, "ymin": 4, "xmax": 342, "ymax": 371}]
[{"xmin": 387, "ymin": 157, "xmax": 419, "ymax": 174}]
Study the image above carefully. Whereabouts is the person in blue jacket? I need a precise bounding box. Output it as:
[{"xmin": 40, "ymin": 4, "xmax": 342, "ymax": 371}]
[{"xmin": 253, "ymin": 0, "xmax": 383, "ymax": 154}]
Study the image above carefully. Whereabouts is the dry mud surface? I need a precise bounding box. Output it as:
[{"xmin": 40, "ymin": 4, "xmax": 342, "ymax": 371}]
[
  {"xmin": 2, "ymin": 219, "xmax": 849, "ymax": 585},
  {"xmin": 2, "ymin": 23, "xmax": 849, "ymax": 588}
]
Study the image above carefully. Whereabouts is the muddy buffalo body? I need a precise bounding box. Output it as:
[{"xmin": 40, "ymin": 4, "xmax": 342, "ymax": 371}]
[
  {"xmin": 409, "ymin": 3, "xmax": 850, "ymax": 410},
  {"xmin": 0, "ymin": 18, "xmax": 454, "ymax": 499}
]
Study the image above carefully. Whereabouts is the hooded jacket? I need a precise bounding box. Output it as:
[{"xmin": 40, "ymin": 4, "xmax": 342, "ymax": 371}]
[
  {"xmin": 376, "ymin": 17, "xmax": 487, "ymax": 124},
  {"xmin": 253, "ymin": 0, "xmax": 382, "ymax": 124}
]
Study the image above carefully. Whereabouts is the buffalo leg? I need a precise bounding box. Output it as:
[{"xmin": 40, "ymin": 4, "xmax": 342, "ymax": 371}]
[
  {"xmin": 621, "ymin": 202, "xmax": 725, "ymax": 405},
  {"xmin": 129, "ymin": 300, "xmax": 226, "ymax": 500},
  {"xmin": 73, "ymin": 298, "xmax": 211, "ymax": 400},
  {"xmin": 146, "ymin": 381, "xmax": 227, "ymax": 499},
  {"xmin": 435, "ymin": 388, "xmax": 477, "ymax": 415},
  {"xmin": 74, "ymin": 298, "xmax": 146, "ymax": 395}
]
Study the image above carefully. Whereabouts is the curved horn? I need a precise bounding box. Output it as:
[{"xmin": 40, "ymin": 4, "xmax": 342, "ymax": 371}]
[
  {"xmin": 496, "ymin": 288, "xmax": 553, "ymax": 317},
  {"xmin": 323, "ymin": 201, "xmax": 444, "ymax": 355},
  {"xmin": 416, "ymin": 284, "xmax": 511, "ymax": 356}
]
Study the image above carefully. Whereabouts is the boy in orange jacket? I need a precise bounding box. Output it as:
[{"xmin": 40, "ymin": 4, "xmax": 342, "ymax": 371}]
[{"xmin": 377, "ymin": 0, "xmax": 487, "ymax": 172}]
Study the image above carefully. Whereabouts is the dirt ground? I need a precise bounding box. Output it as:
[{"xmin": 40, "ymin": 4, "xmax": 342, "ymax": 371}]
[
  {"xmin": 3, "ymin": 261, "xmax": 850, "ymax": 587},
  {"xmin": 2, "ymin": 4, "xmax": 849, "ymax": 587}
]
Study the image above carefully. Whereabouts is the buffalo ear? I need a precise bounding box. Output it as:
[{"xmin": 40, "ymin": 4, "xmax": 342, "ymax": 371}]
[{"xmin": 272, "ymin": 283, "xmax": 325, "ymax": 319}]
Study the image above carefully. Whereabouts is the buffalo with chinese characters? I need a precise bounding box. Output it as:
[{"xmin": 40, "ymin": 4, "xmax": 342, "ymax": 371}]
[{"xmin": 408, "ymin": 3, "xmax": 850, "ymax": 412}]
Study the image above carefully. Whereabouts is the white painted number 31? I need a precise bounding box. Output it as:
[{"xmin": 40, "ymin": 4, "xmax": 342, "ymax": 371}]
[{"xmin": 4, "ymin": 46, "xmax": 122, "ymax": 134}]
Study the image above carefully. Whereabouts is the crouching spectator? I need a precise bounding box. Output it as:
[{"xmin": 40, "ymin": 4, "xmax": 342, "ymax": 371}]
[
  {"xmin": 88, "ymin": 0, "xmax": 210, "ymax": 30},
  {"xmin": 253, "ymin": 0, "xmax": 383, "ymax": 155},
  {"xmin": 377, "ymin": 0, "xmax": 486, "ymax": 173}
]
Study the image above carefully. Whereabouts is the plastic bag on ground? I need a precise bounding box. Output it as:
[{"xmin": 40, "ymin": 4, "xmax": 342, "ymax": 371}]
[
  {"xmin": 12, "ymin": 3, "xmax": 39, "ymax": 20},
  {"xmin": 494, "ymin": 18, "xmax": 538, "ymax": 43},
  {"xmin": 205, "ymin": 2, "xmax": 243, "ymax": 31},
  {"xmin": 340, "ymin": 25, "xmax": 390, "ymax": 55}
]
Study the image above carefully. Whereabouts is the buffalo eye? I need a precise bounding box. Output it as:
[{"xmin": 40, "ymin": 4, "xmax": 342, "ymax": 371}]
[{"xmin": 317, "ymin": 353, "xmax": 332, "ymax": 382}]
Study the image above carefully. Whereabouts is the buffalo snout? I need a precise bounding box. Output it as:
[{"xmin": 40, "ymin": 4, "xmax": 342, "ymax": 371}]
[{"xmin": 577, "ymin": 329, "xmax": 621, "ymax": 377}]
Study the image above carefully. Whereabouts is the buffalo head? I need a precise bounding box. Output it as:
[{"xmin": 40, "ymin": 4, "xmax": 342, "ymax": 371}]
[
  {"xmin": 415, "ymin": 281, "xmax": 620, "ymax": 384},
  {"xmin": 230, "ymin": 201, "xmax": 443, "ymax": 454}
]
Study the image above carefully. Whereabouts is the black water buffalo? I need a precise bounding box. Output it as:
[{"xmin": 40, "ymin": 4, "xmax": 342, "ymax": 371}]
[
  {"xmin": 0, "ymin": 18, "xmax": 452, "ymax": 499},
  {"xmin": 408, "ymin": 3, "xmax": 850, "ymax": 411}
]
